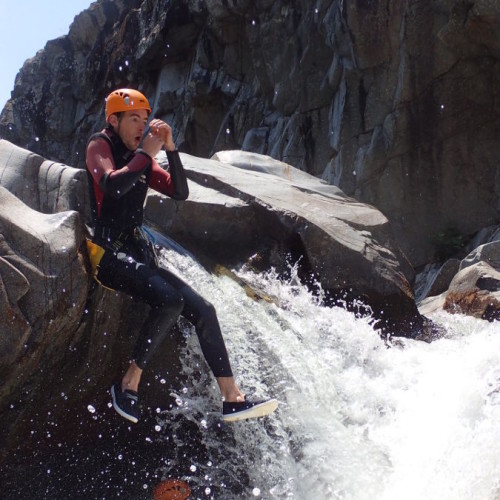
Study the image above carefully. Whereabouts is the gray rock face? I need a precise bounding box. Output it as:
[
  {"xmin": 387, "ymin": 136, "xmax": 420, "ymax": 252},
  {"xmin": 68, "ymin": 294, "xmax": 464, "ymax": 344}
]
[
  {"xmin": 0, "ymin": 141, "xmax": 91, "ymax": 373},
  {"xmin": 0, "ymin": 185, "xmax": 87, "ymax": 395},
  {"xmin": 1, "ymin": 1, "xmax": 499, "ymax": 268},
  {"xmin": 0, "ymin": 139, "xmax": 89, "ymax": 218},
  {"xmin": 0, "ymin": 140, "xmax": 91, "ymax": 451}
]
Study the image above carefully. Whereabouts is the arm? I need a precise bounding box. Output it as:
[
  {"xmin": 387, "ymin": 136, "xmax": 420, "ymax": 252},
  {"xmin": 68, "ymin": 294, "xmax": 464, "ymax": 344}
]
[
  {"xmin": 86, "ymin": 137, "xmax": 151, "ymax": 198},
  {"xmin": 150, "ymin": 151, "xmax": 189, "ymax": 200},
  {"xmin": 147, "ymin": 118, "xmax": 189, "ymax": 200}
]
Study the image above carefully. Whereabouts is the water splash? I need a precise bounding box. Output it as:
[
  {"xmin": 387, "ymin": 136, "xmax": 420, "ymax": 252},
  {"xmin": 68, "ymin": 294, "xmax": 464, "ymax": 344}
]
[{"xmin": 155, "ymin": 247, "xmax": 500, "ymax": 499}]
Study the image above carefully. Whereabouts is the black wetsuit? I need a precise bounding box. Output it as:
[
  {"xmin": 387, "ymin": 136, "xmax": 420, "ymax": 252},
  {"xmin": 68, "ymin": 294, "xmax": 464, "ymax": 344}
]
[{"xmin": 86, "ymin": 127, "xmax": 233, "ymax": 376}]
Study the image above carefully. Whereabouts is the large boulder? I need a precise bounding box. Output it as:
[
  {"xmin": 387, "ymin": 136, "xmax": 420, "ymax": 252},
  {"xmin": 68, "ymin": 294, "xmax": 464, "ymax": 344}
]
[
  {"xmin": 418, "ymin": 229, "xmax": 500, "ymax": 321},
  {"xmin": 0, "ymin": 139, "xmax": 91, "ymax": 392},
  {"xmin": 0, "ymin": 139, "xmax": 89, "ymax": 219},
  {"xmin": 443, "ymin": 261, "xmax": 500, "ymax": 321},
  {"xmin": 0, "ymin": 185, "xmax": 88, "ymax": 419},
  {"xmin": 146, "ymin": 150, "xmax": 421, "ymax": 334}
]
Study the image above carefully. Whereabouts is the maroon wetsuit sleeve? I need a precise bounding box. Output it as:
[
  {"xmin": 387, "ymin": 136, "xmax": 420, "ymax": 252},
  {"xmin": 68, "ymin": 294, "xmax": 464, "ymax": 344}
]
[
  {"xmin": 149, "ymin": 150, "xmax": 189, "ymax": 200},
  {"xmin": 86, "ymin": 137, "xmax": 151, "ymax": 198}
]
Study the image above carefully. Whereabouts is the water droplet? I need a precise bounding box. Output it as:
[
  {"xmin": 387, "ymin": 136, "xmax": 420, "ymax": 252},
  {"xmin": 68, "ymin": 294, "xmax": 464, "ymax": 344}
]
[
  {"xmin": 118, "ymin": 454, "xmax": 123, "ymax": 460},
  {"xmin": 252, "ymin": 488, "xmax": 261, "ymax": 496},
  {"xmin": 190, "ymin": 465, "xmax": 197, "ymax": 472},
  {"xmin": 87, "ymin": 405, "xmax": 96, "ymax": 414},
  {"xmin": 226, "ymin": 128, "xmax": 231, "ymax": 134},
  {"xmin": 155, "ymin": 425, "xmax": 161, "ymax": 432},
  {"xmin": 205, "ymin": 487, "xmax": 211, "ymax": 495},
  {"xmin": 35, "ymin": 137, "xmax": 40, "ymax": 142},
  {"xmin": 160, "ymin": 378, "xmax": 166, "ymax": 384}
]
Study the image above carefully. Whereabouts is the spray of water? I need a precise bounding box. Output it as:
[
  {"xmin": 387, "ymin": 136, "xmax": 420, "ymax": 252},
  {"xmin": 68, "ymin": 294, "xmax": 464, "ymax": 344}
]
[{"xmin": 157, "ymin": 247, "xmax": 500, "ymax": 500}]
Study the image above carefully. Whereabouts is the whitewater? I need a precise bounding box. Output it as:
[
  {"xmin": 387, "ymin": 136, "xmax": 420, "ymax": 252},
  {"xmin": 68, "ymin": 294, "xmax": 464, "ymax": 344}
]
[{"xmin": 154, "ymin": 242, "xmax": 500, "ymax": 500}]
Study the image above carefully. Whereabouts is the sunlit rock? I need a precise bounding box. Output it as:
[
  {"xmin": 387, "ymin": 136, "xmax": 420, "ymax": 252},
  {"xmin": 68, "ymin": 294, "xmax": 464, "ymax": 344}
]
[
  {"xmin": 0, "ymin": 185, "xmax": 87, "ymax": 397},
  {"xmin": 418, "ymin": 231, "xmax": 500, "ymax": 320},
  {"xmin": 444, "ymin": 262, "xmax": 500, "ymax": 321}
]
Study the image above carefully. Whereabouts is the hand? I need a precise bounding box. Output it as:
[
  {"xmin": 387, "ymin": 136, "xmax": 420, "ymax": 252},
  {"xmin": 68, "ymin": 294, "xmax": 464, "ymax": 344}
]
[
  {"xmin": 149, "ymin": 118, "xmax": 176, "ymax": 151},
  {"xmin": 142, "ymin": 131, "xmax": 164, "ymax": 158}
]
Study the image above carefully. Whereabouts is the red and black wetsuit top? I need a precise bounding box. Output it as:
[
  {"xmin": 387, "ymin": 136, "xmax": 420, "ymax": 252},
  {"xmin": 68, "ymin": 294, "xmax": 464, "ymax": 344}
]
[{"xmin": 86, "ymin": 126, "xmax": 188, "ymax": 238}]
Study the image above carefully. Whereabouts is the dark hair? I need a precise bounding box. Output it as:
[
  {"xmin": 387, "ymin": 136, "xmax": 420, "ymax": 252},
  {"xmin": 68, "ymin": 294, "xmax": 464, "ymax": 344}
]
[{"xmin": 105, "ymin": 112, "xmax": 124, "ymax": 132}]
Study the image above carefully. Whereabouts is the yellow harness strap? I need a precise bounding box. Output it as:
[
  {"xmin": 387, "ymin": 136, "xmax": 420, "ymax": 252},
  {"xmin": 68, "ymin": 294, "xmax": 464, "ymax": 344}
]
[{"xmin": 86, "ymin": 239, "xmax": 106, "ymax": 276}]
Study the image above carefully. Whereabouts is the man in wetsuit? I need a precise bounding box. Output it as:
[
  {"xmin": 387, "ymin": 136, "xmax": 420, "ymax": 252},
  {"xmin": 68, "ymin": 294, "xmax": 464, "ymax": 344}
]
[{"xmin": 86, "ymin": 88, "xmax": 277, "ymax": 424}]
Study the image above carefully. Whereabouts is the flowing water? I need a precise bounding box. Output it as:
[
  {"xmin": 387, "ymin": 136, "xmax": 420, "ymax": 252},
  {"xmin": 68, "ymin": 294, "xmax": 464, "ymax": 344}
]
[{"xmin": 155, "ymin": 244, "xmax": 500, "ymax": 500}]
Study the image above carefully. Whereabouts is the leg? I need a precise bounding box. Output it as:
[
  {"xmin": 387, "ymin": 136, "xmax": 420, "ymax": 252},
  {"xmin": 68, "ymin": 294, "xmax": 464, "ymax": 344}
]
[
  {"xmin": 97, "ymin": 247, "xmax": 184, "ymax": 390},
  {"xmin": 156, "ymin": 268, "xmax": 243, "ymax": 401},
  {"xmin": 155, "ymin": 270, "xmax": 279, "ymax": 420},
  {"xmin": 216, "ymin": 376, "xmax": 244, "ymax": 403},
  {"xmin": 122, "ymin": 362, "xmax": 142, "ymax": 393},
  {"xmin": 130, "ymin": 273, "xmax": 184, "ymax": 371}
]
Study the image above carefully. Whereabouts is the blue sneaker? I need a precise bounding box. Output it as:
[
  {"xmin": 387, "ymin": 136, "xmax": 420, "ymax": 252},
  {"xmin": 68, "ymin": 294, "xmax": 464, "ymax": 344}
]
[
  {"xmin": 222, "ymin": 396, "xmax": 278, "ymax": 422},
  {"xmin": 110, "ymin": 383, "xmax": 139, "ymax": 423}
]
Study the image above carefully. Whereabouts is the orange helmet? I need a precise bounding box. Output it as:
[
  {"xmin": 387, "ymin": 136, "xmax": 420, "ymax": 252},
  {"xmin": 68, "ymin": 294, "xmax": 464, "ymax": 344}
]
[{"xmin": 105, "ymin": 88, "xmax": 152, "ymax": 120}]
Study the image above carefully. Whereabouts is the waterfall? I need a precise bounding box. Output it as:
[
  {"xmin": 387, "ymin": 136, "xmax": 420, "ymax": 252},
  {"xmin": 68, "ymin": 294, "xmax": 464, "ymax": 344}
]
[{"xmin": 155, "ymin": 244, "xmax": 500, "ymax": 500}]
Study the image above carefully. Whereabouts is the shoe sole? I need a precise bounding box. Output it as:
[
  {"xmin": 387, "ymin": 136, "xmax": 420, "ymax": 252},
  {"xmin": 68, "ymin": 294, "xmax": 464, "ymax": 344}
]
[
  {"xmin": 110, "ymin": 385, "xmax": 138, "ymax": 424},
  {"xmin": 222, "ymin": 399, "xmax": 278, "ymax": 422}
]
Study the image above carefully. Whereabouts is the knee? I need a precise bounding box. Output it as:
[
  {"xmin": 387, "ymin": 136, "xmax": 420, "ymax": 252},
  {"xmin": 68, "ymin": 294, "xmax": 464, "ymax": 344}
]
[
  {"xmin": 204, "ymin": 301, "xmax": 217, "ymax": 319},
  {"xmin": 157, "ymin": 288, "xmax": 184, "ymax": 317},
  {"xmin": 196, "ymin": 300, "xmax": 219, "ymax": 331},
  {"xmin": 146, "ymin": 276, "xmax": 184, "ymax": 314},
  {"xmin": 168, "ymin": 290, "xmax": 184, "ymax": 316}
]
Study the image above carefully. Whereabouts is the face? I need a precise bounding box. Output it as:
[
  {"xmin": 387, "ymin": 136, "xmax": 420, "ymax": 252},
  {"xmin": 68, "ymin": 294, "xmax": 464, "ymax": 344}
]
[{"xmin": 108, "ymin": 109, "xmax": 149, "ymax": 151}]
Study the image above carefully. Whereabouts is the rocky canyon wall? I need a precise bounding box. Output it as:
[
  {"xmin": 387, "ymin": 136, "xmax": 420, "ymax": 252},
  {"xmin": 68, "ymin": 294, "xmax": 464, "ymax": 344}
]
[{"xmin": 1, "ymin": 0, "xmax": 499, "ymax": 267}]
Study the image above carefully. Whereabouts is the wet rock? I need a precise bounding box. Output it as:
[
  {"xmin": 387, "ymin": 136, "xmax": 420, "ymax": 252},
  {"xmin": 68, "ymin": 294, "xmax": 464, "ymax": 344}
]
[
  {"xmin": 415, "ymin": 258, "xmax": 461, "ymax": 302},
  {"xmin": 418, "ymin": 228, "xmax": 500, "ymax": 321},
  {"xmin": 444, "ymin": 262, "xmax": 500, "ymax": 321}
]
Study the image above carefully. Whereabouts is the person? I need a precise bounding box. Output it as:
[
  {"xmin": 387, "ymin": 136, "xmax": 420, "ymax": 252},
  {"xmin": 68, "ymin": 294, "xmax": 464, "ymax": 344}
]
[{"xmin": 85, "ymin": 88, "xmax": 278, "ymax": 424}]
